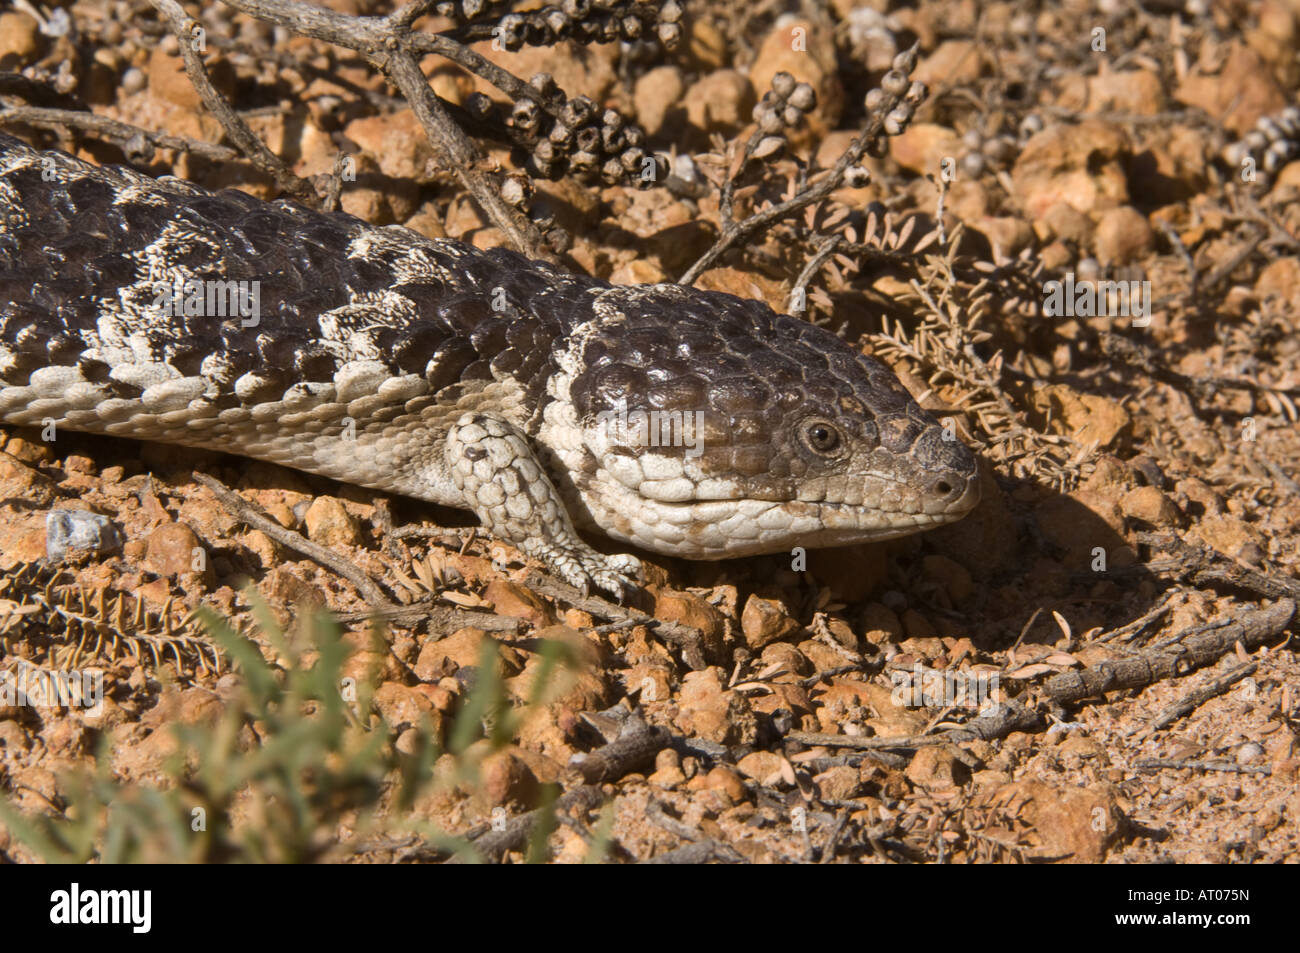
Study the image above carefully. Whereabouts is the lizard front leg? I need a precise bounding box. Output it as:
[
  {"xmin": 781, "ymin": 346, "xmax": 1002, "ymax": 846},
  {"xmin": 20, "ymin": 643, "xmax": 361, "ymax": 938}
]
[{"xmin": 444, "ymin": 412, "xmax": 642, "ymax": 599}]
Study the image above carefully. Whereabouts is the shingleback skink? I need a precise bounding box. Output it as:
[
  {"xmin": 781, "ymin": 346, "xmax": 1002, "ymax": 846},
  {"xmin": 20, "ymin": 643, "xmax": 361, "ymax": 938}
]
[{"xmin": 0, "ymin": 133, "xmax": 979, "ymax": 595}]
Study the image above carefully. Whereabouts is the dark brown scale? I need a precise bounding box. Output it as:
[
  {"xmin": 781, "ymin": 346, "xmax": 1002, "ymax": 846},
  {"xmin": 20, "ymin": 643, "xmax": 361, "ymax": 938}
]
[
  {"xmin": 255, "ymin": 332, "xmax": 297, "ymax": 367},
  {"xmin": 347, "ymin": 255, "xmax": 396, "ymax": 294},
  {"xmin": 489, "ymin": 346, "xmax": 523, "ymax": 377},
  {"xmin": 589, "ymin": 363, "xmax": 646, "ymax": 405},
  {"xmin": 12, "ymin": 323, "xmax": 45, "ymax": 352},
  {"xmin": 45, "ymin": 333, "xmax": 83, "ymax": 364},
  {"xmin": 105, "ymin": 379, "xmax": 143, "ymax": 399},
  {"xmin": 439, "ymin": 294, "xmax": 493, "ymax": 333},
  {"xmin": 0, "ymin": 352, "xmax": 41, "ymax": 384},
  {"xmin": 470, "ymin": 318, "xmax": 509, "ymax": 357},
  {"xmin": 388, "ymin": 326, "xmax": 442, "ymax": 374},
  {"xmin": 42, "ymin": 230, "xmax": 105, "ymax": 265},
  {"xmin": 76, "ymin": 357, "xmax": 111, "ymax": 382},
  {"xmin": 425, "ymin": 340, "xmax": 479, "ymax": 392},
  {"xmin": 293, "ymin": 344, "xmax": 340, "ymax": 382},
  {"xmin": 168, "ymin": 344, "xmax": 207, "ymax": 377},
  {"xmin": 237, "ymin": 370, "xmax": 292, "ymax": 404},
  {"xmin": 107, "ymin": 200, "xmax": 175, "ymax": 242},
  {"xmin": 235, "ymin": 210, "xmax": 290, "ymax": 255},
  {"xmin": 65, "ymin": 175, "xmax": 108, "ymax": 211},
  {"xmin": 646, "ymin": 376, "xmax": 706, "ymax": 409},
  {"xmin": 84, "ymin": 253, "xmax": 136, "ymax": 289},
  {"xmin": 460, "ymin": 358, "xmax": 495, "ymax": 383}
]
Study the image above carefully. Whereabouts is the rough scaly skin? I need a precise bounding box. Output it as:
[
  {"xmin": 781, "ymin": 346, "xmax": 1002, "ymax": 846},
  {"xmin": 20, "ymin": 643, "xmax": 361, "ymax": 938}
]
[{"xmin": 0, "ymin": 133, "xmax": 979, "ymax": 596}]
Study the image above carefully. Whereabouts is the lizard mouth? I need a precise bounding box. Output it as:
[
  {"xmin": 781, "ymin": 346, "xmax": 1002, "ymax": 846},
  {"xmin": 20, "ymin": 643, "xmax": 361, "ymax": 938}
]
[
  {"xmin": 620, "ymin": 468, "xmax": 981, "ymax": 519},
  {"xmin": 576, "ymin": 471, "xmax": 981, "ymax": 560}
]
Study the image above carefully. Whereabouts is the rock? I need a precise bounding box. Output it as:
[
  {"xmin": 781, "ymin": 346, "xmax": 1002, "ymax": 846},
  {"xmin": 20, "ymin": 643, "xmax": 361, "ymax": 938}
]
[
  {"xmin": 683, "ymin": 69, "xmax": 754, "ymax": 137},
  {"xmin": 1085, "ymin": 67, "xmax": 1165, "ymax": 116},
  {"xmin": 859, "ymin": 602, "xmax": 905, "ymax": 646},
  {"xmin": 807, "ymin": 544, "xmax": 888, "ymax": 601},
  {"xmin": 1035, "ymin": 490, "xmax": 1127, "ymax": 570},
  {"xmin": 1175, "ymin": 42, "xmax": 1286, "ymax": 135},
  {"xmin": 147, "ymin": 43, "xmax": 235, "ymax": 110},
  {"xmin": 737, "ymin": 750, "xmax": 785, "ymax": 785},
  {"xmin": 143, "ymin": 686, "xmax": 225, "ymax": 732},
  {"xmin": 623, "ymin": 663, "xmax": 673, "ymax": 704},
  {"xmin": 921, "ymin": 555, "xmax": 975, "ymax": 605},
  {"xmin": 694, "ymin": 268, "xmax": 789, "ymax": 313},
  {"xmin": 814, "ymin": 681, "xmax": 883, "ymax": 732},
  {"xmin": 416, "ymin": 627, "xmax": 500, "ymax": 679},
  {"xmin": 45, "ymin": 510, "xmax": 122, "ymax": 561},
  {"xmin": 633, "ymin": 65, "xmax": 686, "ymax": 138},
  {"xmin": 740, "ymin": 594, "xmax": 801, "ymax": 650},
  {"xmin": 372, "ymin": 681, "xmax": 434, "ymax": 731},
  {"xmin": 341, "ymin": 629, "xmax": 403, "ymax": 685},
  {"xmin": 472, "ymin": 37, "xmax": 617, "ymax": 105},
  {"xmin": 653, "ymin": 589, "xmax": 726, "ymax": 659},
  {"xmin": 702, "ymin": 765, "xmax": 747, "ymax": 802},
  {"xmin": 975, "ymin": 216, "xmax": 1035, "ymax": 257},
  {"xmin": 905, "ymin": 744, "xmax": 967, "ymax": 790},
  {"xmin": 242, "ymin": 529, "xmax": 280, "ymax": 567},
  {"xmin": 913, "ymin": 39, "xmax": 982, "ymax": 86},
  {"xmin": 343, "ymin": 110, "xmax": 437, "ymax": 184},
  {"xmin": 800, "ymin": 638, "xmax": 850, "ymax": 674},
  {"xmin": 1120, "ymin": 486, "xmax": 1180, "ymax": 527},
  {"xmin": 303, "ymin": 496, "xmax": 361, "ymax": 547},
  {"xmin": 1255, "ymin": 257, "xmax": 1300, "ymax": 308},
  {"xmin": 506, "ymin": 645, "xmax": 610, "ymax": 711},
  {"xmin": 891, "ymin": 123, "xmax": 963, "ymax": 178},
  {"xmin": 403, "ymin": 205, "xmax": 448, "ymax": 241},
  {"xmin": 648, "ymin": 747, "xmax": 686, "ymax": 789},
  {"xmin": 677, "ymin": 668, "xmax": 757, "ymax": 745},
  {"xmin": 1188, "ymin": 514, "xmax": 1268, "ymax": 564},
  {"xmin": 0, "ymin": 451, "xmax": 58, "ymax": 506},
  {"xmin": 899, "ymin": 611, "xmax": 939, "ymax": 646},
  {"xmin": 1039, "ymin": 201, "xmax": 1094, "ymax": 245},
  {"xmin": 609, "ymin": 258, "xmax": 668, "ymax": 285},
  {"xmin": 1094, "ymin": 206, "xmax": 1154, "ymax": 265},
  {"xmin": 1011, "ymin": 121, "xmax": 1130, "ymax": 219},
  {"xmin": 478, "ymin": 747, "xmax": 540, "ymax": 810},
  {"xmin": 992, "ymin": 780, "xmax": 1124, "ymax": 862},
  {"xmin": 2, "ymin": 435, "xmax": 52, "ymax": 464},
  {"xmin": 262, "ymin": 566, "xmax": 326, "ymax": 612},
  {"xmin": 144, "ymin": 522, "xmax": 204, "ymax": 577},
  {"xmin": 482, "ymin": 579, "xmax": 555, "ymax": 627},
  {"xmin": 1270, "ymin": 161, "xmax": 1300, "ymax": 196},
  {"xmin": 684, "ymin": 18, "xmax": 727, "ymax": 70},
  {"xmin": 759, "ymin": 641, "xmax": 812, "ymax": 677},
  {"xmin": 815, "ymin": 764, "xmax": 863, "ymax": 800},
  {"xmin": 0, "ymin": 12, "xmax": 44, "ymax": 68},
  {"xmin": 1032, "ymin": 385, "xmax": 1131, "ymax": 450}
]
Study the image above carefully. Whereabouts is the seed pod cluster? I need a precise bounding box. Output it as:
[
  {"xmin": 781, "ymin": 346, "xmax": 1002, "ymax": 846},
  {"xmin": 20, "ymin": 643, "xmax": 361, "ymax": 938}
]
[
  {"xmin": 860, "ymin": 45, "xmax": 927, "ymax": 158},
  {"xmin": 1223, "ymin": 106, "xmax": 1300, "ymax": 186},
  {"xmin": 431, "ymin": 0, "xmax": 512, "ymax": 21},
  {"xmin": 509, "ymin": 74, "xmax": 661, "ymax": 185},
  {"xmin": 449, "ymin": 0, "xmax": 683, "ymax": 52},
  {"xmin": 752, "ymin": 71, "xmax": 818, "ymax": 136},
  {"xmin": 956, "ymin": 113, "xmax": 1043, "ymax": 177}
]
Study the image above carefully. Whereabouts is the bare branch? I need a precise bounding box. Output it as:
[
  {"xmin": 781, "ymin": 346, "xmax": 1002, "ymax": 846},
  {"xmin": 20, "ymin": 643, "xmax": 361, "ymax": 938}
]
[{"xmin": 151, "ymin": 0, "xmax": 318, "ymax": 203}]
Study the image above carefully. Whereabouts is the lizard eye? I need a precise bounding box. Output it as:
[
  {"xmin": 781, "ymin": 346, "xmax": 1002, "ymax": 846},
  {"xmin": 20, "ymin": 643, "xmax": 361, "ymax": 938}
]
[{"xmin": 800, "ymin": 419, "xmax": 842, "ymax": 455}]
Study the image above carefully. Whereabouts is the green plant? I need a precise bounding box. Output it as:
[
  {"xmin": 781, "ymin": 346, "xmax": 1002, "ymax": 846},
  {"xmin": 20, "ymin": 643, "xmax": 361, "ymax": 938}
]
[{"xmin": 0, "ymin": 596, "xmax": 592, "ymax": 863}]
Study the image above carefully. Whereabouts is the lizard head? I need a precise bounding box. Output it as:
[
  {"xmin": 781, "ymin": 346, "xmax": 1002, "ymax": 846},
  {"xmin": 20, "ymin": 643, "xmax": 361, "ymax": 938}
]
[{"xmin": 555, "ymin": 286, "xmax": 980, "ymax": 559}]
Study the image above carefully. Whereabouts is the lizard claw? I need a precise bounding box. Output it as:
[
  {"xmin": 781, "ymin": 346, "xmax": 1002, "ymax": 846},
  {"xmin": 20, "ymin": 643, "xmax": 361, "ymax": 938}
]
[{"xmin": 540, "ymin": 544, "xmax": 642, "ymax": 602}]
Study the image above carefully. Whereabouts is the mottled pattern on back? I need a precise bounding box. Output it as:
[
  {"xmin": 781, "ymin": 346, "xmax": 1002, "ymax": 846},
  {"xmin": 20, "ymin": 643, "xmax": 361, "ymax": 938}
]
[{"xmin": 0, "ymin": 132, "xmax": 583, "ymax": 423}]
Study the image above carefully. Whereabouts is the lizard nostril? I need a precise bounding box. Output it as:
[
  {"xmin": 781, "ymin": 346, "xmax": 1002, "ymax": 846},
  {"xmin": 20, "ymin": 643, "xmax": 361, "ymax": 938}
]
[{"xmin": 933, "ymin": 478, "xmax": 954, "ymax": 497}]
